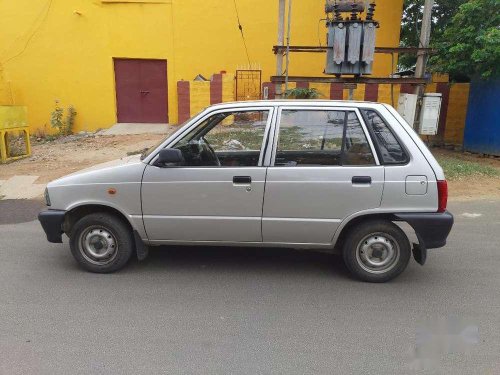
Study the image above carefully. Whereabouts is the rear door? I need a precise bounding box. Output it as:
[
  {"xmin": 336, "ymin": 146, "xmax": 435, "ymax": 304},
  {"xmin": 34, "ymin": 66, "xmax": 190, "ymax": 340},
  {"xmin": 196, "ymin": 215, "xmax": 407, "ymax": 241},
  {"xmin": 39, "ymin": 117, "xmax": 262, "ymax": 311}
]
[{"xmin": 262, "ymin": 107, "xmax": 384, "ymax": 245}]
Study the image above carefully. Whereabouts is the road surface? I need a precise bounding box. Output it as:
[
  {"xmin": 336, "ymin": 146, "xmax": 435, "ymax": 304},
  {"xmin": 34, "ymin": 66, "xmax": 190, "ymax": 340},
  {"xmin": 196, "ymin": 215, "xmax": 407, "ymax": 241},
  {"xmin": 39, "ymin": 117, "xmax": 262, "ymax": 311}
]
[{"xmin": 0, "ymin": 199, "xmax": 499, "ymax": 374}]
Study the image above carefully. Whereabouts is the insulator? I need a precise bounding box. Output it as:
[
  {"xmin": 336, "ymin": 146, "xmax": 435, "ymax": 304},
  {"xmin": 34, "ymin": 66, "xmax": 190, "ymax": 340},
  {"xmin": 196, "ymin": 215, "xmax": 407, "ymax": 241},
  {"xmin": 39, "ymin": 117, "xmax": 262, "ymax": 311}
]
[
  {"xmin": 334, "ymin": 2, "xmax": 342, "ymax": 20},
  {"xmin": 366, "ymin": 2, "xmax": 376, "ymax": 20},
  {"xmin": 350, "ymin": 2, "xmax": 358, "ymax": 20}
]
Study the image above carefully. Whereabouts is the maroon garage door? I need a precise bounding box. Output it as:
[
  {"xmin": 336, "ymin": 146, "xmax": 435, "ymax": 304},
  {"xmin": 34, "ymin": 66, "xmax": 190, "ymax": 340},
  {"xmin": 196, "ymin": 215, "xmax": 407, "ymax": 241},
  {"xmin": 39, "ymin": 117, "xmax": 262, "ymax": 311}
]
[{"xmin": 114, "ymin": 58, "xmax": 168, "ymax": 123}]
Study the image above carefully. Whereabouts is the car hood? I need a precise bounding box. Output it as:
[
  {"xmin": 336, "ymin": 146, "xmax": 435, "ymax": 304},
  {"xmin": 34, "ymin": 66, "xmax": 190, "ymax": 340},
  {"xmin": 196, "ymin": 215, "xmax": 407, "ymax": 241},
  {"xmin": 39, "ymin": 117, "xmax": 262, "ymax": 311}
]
[
  {"xmin": 47, "ymin": 154, "xmax": 146, "ymax": 187},
  {"xmin": 71, "ymin": 154, "xmax": 142, "ymax": 174}
]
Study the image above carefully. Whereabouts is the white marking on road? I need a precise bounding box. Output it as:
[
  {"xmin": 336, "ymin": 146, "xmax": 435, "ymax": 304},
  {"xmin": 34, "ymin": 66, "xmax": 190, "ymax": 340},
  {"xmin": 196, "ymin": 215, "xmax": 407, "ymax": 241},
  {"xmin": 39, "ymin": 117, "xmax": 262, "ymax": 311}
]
[{"xmin": 461, "ymin": 212, "xmax": 482, "ymax": 218}]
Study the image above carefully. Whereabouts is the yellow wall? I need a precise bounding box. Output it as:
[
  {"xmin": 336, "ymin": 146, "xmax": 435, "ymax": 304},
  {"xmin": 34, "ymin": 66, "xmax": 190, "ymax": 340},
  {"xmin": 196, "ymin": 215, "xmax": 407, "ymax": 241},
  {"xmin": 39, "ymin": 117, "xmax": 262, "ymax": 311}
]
[
  {"xmin": 0, "ymin": 0, "xmax": 403, "ymax": 132},
  {"xmin": 444, "ymin": 84, "xmax": 470, "ymax": 145}
]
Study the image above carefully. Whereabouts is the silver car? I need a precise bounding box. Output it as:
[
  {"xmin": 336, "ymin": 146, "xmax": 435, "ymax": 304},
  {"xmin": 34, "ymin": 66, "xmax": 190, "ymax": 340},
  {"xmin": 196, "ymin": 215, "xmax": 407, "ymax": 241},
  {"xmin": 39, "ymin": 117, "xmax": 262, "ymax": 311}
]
[{"xmin": 39, "ymin": 101, "xmax": 453, "ymax": 282}]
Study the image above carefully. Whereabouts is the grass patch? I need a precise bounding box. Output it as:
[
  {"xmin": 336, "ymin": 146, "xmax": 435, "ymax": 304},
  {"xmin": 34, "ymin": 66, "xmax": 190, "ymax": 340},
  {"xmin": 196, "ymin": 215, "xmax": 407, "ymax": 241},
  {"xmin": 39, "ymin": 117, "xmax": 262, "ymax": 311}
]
[{"xmin": 436, "ymin": 156, "xmax": 500, "ymax": 180}]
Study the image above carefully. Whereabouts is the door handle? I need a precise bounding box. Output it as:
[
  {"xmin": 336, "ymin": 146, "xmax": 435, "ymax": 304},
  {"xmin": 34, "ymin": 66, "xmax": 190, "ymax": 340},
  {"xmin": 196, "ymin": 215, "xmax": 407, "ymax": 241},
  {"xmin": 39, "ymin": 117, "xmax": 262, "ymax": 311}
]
[
  {"xmin": 140, "ymin": 90, "xmax": 150, "ymax": 95},
  {"xmin": 352, "ymin": 176, "xmax": 372, "ymax": 185},
  {"xmin": 233, "ymin": 176, "xmax": 251, "ymax": 184}
]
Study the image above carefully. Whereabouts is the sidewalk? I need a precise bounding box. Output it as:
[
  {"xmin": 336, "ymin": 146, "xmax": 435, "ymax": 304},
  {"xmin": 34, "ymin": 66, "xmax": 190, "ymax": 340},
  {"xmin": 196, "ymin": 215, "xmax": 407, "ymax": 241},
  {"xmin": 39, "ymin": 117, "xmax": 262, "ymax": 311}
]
[{"xmin": 0, "ymin": 175, "xmax": 46, "ymax": 200}]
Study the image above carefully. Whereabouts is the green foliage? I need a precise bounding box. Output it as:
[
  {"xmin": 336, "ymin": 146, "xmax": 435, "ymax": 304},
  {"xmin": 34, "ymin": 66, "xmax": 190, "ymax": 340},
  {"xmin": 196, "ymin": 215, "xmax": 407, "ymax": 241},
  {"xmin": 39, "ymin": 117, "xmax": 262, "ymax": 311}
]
[
  {"xmin": 50, "ymin": 101, "xmax": 64, "ymax": 134},
  {"xmin": 65, "ymin": 105, "xmax": 77, "ymax": 133},
  {"xmin": 50, "ymin": 100, "xmax": 77, "ymax": 135},
  {"xmin": 436, "ymin": 156, "xmax": 500, "ymax": 180},
  {"xmin": 284, "ymin": 88, "xmax": 321, "ymax": 99},
  {"xmin": 400, "ymin": 0, "xmax": 500, "ymax": 80},
  {"xmin": 430, "ymin": 0, "xmax": 500, "ymax": 80},
  {"xmin": 399, "ymin": 0, "xmax": 466, "ymax": 69}
]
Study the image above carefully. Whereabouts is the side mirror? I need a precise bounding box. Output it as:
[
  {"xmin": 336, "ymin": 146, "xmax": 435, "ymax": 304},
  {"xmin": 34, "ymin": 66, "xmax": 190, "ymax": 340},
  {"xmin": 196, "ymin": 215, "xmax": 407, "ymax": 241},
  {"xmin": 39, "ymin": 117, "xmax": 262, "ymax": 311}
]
[{"xmin": 156, "ymin": 148, "xmax": 184, "ymax": 167}]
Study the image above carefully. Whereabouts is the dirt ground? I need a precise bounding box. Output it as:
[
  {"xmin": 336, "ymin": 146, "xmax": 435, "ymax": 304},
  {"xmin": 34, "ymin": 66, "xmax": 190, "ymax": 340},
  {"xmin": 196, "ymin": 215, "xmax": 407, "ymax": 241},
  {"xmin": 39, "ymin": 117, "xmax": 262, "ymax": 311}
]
[
  {"xmin": 447, "ymin": 177, "xmax": 500, "ymax": 200},
  {"xmin": 0, "ymin": 133, "xmax": 170, "ymax": 184},
  {"xmin": 431, "ymin": 148, "xmax": 500, "ymax": 200},
  {"xmin": 1, "ymin": 133, "xmax": 499, "ymax": 200}
]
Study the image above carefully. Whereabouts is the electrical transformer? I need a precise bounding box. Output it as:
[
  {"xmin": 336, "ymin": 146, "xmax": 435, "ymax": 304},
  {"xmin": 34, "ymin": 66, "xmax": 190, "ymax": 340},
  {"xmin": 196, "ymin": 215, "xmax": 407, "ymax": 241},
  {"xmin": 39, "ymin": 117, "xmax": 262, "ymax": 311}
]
[{"xmin": 324, "ymin": 1, "xmax": 378, "ymax": 76}]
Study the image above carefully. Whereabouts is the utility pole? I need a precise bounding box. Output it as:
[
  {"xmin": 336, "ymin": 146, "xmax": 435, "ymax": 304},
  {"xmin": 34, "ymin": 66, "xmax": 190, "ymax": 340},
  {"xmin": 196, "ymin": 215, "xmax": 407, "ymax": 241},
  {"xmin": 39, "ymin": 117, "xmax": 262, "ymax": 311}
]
[
  {"xmin": 275, "ymin": 0, "xmax": 286, "ymax": 98},
  {"xmin": 413, "ymin": 0, "xmax": 434, "ymax": 129},
  {"xmin": 284, "ymin": 0, "xmax": 292, "ymax": 92}
]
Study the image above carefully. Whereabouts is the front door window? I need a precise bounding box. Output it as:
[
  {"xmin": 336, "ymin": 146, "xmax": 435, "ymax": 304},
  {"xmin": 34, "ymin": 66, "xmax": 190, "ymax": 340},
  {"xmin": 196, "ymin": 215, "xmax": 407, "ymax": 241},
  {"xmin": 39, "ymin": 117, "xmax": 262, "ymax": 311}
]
[{"xmin": 172, "ymin": 110, "xmax": 270, "ymax": 167}]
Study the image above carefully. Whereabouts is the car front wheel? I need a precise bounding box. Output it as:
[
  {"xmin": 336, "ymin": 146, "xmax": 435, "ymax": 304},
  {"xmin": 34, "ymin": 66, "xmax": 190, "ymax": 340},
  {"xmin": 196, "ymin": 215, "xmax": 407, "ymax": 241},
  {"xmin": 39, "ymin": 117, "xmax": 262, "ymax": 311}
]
[
  {"xmin": 342, "ymin": 220, "xmax": 411, "ymax": 283},
  {"xmin": 69, "ymin": 212, "xmax": 134, "ymax": 273}
]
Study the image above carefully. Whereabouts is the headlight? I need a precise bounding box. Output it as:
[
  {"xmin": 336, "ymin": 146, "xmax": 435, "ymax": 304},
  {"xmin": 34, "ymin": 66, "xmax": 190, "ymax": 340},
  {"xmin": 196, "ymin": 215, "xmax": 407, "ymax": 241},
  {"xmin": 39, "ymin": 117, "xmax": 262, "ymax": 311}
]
[{"xmin": 44, "ymin": 188, "xmax": 51, "ymax": 206}]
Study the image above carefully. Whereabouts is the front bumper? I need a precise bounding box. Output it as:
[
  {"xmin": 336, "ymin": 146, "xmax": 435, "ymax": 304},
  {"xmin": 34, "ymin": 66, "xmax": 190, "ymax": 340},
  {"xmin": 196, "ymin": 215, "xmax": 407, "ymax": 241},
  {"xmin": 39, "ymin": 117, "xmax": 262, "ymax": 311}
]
[{"xmin": 38, "ymin": 209, "xmax": 66, "ymax": 243}]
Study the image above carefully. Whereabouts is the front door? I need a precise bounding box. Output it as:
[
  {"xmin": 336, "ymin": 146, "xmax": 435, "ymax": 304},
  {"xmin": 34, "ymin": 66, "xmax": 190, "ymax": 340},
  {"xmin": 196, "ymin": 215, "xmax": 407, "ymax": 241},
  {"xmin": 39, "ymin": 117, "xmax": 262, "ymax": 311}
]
[
  {"xmin": 262, "ymin": 107, "xmax": 384, "ymax": 244},
  {"xmin": 114, "ymin": 58, "xmax": 168, "ymax": 123},
  {"xmin": 141, "ymin": 107, "xmax": 274, "ymax": 242}
]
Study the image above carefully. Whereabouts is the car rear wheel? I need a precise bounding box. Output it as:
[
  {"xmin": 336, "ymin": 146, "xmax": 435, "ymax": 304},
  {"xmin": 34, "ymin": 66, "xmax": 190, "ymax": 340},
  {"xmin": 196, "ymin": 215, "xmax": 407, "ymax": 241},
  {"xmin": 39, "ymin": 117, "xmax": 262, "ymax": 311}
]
[
  {"xmin": 69, "ymin": 213, "xmax": 134, "ymax": 273},
  {"xmin": 342, "ymin": 220, "xmax": 411, "ymax": 283}
]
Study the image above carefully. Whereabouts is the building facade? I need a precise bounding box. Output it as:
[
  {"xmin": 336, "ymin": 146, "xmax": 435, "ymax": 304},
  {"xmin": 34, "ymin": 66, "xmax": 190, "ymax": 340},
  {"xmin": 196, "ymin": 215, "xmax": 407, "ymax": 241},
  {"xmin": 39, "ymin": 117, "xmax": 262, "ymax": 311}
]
[{"xmin": 0, "ymin": 0, "xmax": 404, "ymax": 132}]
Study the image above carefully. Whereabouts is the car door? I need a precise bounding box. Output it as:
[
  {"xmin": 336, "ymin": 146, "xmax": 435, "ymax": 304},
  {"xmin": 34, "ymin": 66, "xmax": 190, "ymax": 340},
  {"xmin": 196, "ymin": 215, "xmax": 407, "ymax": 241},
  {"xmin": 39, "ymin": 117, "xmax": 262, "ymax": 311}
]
[
  {"xmin": 262, "ymin": 106, "xmax": 384, "ymax": 245},
  {"xmin": 141, "ymin": 107, "xmax": 274, "ymax": 243}
]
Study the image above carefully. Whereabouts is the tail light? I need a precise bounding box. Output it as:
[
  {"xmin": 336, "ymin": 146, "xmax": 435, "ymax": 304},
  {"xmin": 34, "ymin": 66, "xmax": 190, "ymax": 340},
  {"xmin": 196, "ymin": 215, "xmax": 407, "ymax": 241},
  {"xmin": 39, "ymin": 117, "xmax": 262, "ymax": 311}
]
[{"xmin": 437, "ymin": 180, "xmax": 448, "ymax": 213}]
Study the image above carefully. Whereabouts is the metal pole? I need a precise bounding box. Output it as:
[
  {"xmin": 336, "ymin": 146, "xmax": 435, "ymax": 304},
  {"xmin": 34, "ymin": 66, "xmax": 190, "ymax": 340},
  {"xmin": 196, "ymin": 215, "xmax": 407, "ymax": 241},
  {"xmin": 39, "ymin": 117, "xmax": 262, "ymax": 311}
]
[
  {"xmin": 275, "ymin": 0, "xmax": 286, "ymax": 98},
  {"xmin": 284, "ymin": 0, "xmax": 292, "ymax": 93},
  {"xmin": 413, "ymin": 0, "xmax": 434, "ymax": 129}
]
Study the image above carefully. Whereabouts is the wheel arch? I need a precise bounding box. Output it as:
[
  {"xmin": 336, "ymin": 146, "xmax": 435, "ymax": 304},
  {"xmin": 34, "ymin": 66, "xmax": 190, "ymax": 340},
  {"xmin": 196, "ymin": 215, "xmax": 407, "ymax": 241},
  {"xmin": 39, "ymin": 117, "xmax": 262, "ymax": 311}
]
[
  {"xmin": 63, "ymin": 203, "xmax": 148, "ymax": 260},
  {"xmin": 332, "ymin": 212, "xmax": 405, "ymax": 253},
  {"xmin": 63, "ymin": 203, "xmax": 133, "ymax": 235}
]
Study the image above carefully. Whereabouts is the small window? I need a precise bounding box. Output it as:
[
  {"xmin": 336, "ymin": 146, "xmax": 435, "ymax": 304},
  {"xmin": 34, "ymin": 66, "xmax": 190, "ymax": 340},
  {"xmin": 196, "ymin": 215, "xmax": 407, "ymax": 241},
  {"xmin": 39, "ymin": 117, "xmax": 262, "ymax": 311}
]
[
  {"xmin": 172, "ymin": 110, "xmax": 269, "ymax": 167},
  {"xmin": 274, "ymin": 110, "xmax": 375, "ymax": 166},
  {"xmin": 361, "ymin": 109, "xmax": 408, "ymax": 164}
]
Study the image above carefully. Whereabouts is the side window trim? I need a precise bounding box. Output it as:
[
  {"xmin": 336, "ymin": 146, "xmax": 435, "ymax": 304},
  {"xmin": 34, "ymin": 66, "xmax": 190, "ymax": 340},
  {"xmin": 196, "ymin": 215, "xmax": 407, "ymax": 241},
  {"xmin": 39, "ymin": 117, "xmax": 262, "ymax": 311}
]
[
  {"xmin": 359, "ymin": 107, "xmax": 410, "ymax": 166},
  {"xmin": 270, "ymin": 106, "xmax": 380, "ymax": 167},
  {"xmin": 352, "ymin": 108, "xmax": 381, "ymax": 166},
  {"xmin": 262, "ymin": 105, "xmax": 279, "ymax": 167},
  {"xmin": 150, "ymin": 106, "xmax": 275, "ymax": 168}
]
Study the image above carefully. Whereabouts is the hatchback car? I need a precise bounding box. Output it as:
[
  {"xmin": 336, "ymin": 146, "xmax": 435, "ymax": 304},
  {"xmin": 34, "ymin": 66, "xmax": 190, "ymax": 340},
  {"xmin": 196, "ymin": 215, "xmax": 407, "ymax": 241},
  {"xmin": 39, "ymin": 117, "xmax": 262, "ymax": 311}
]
[{"xmin": 39, "ymin": 100, "xmax": 453, "ymax": 282}]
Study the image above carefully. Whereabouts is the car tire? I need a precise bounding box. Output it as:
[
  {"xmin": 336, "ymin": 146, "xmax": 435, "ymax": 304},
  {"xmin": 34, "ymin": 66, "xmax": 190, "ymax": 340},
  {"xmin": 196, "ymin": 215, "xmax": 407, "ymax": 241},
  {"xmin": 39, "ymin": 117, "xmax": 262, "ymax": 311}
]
[
  {"xmin": 69, "ymin": 212, "xmax": 134, "ymax": 273},
  {"xmin": 342, "ymin": 220, "xmax": 411, "ymax": 283}
]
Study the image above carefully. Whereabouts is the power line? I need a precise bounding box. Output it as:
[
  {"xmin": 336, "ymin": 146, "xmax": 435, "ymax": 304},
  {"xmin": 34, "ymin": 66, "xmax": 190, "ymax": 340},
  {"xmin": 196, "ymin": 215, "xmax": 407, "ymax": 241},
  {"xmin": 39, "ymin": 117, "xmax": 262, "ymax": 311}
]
[
  {"xmin": 2, "ymin": 0, "xmax": 53, "ymax": 65},
  {"xmin": 232, "ymin": 0, "xmax": 251, "ymax": 66}
]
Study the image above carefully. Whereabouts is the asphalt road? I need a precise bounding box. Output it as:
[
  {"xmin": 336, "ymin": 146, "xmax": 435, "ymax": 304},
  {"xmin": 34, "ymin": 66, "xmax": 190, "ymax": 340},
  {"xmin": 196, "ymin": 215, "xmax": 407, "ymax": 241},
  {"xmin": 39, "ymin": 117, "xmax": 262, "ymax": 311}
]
[{"xmin": 0, "ymin": 199, "xmax": 499, "ymax": 374}]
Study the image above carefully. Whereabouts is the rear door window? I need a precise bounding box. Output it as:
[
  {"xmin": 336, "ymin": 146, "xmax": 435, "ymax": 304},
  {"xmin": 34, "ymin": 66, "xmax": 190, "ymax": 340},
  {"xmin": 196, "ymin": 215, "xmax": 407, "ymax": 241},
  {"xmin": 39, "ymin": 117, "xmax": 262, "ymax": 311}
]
[{"xmin": 274, "ymin": 109, "xmax": 376, "ymax": 166}]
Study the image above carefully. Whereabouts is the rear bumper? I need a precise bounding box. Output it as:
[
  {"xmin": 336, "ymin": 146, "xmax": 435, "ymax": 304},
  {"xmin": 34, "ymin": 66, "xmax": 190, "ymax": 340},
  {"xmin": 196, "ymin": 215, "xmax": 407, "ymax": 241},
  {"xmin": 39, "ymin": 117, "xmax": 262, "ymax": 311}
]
[
  {"xmin": 38, "ymin": 209, "xmax": 66, "ymax": 243},
  {"xmin": 394, "ymin": 211, "xmax": 454, "ymax": 249}
]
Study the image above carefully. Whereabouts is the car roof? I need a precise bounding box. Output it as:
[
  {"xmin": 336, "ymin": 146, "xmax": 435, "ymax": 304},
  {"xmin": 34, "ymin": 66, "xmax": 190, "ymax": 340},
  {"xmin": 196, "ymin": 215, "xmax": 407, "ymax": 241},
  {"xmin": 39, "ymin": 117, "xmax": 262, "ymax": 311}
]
[{"xmin": 206, "ymin": 99, "xmax": 385, "ymax": 109}]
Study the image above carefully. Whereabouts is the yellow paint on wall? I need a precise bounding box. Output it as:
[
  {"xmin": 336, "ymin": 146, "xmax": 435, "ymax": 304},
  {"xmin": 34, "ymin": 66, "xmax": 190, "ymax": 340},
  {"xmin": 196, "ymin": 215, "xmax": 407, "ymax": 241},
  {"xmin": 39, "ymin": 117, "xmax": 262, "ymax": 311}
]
[
  {"xmin": 425, "ymin": 83, "xmax": 437, "ymax": 93},
  {"xmin": 222, "ymin": 74, "xmax": 235, "ymax": 103},
  {"xmin": 354, "ymin": 84, "xmax": 365, "ymax": 101},
  {"xmin": 0, "ymin": 0, "xmax": 404, "ymax": 132},
  {"xmin": 444, "ymin": 83, "xmax": 470, "ymax": 144},
  {"xmin": 342, "ymin": 84, "xmax": 365, "ymax": 101},
  {"xmin": 189, "ymin": 81, "xmax": 211, "ymax": 116},
  {"xmin": 308, "ymin": 83, "xmax": 330, "ymax": 100},
  {"xmin": 377, "ymin": 84, "xmax": 400, "ymax": 106},
  {"xmin": 0, "ymin": 70, "xmax": 12, "ymax": 105},
  {"xmin": 432, "ymin": 73, "xmax": 449, "ymax": 83}
]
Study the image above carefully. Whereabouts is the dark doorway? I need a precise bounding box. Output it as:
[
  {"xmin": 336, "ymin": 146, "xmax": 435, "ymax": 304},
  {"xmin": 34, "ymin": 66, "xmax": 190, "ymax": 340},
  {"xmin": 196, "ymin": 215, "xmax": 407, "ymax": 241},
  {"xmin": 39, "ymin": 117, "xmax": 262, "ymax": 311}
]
[{"xmin": 114, "ymin": 58, "xmax": 168, "ymax": 123}]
